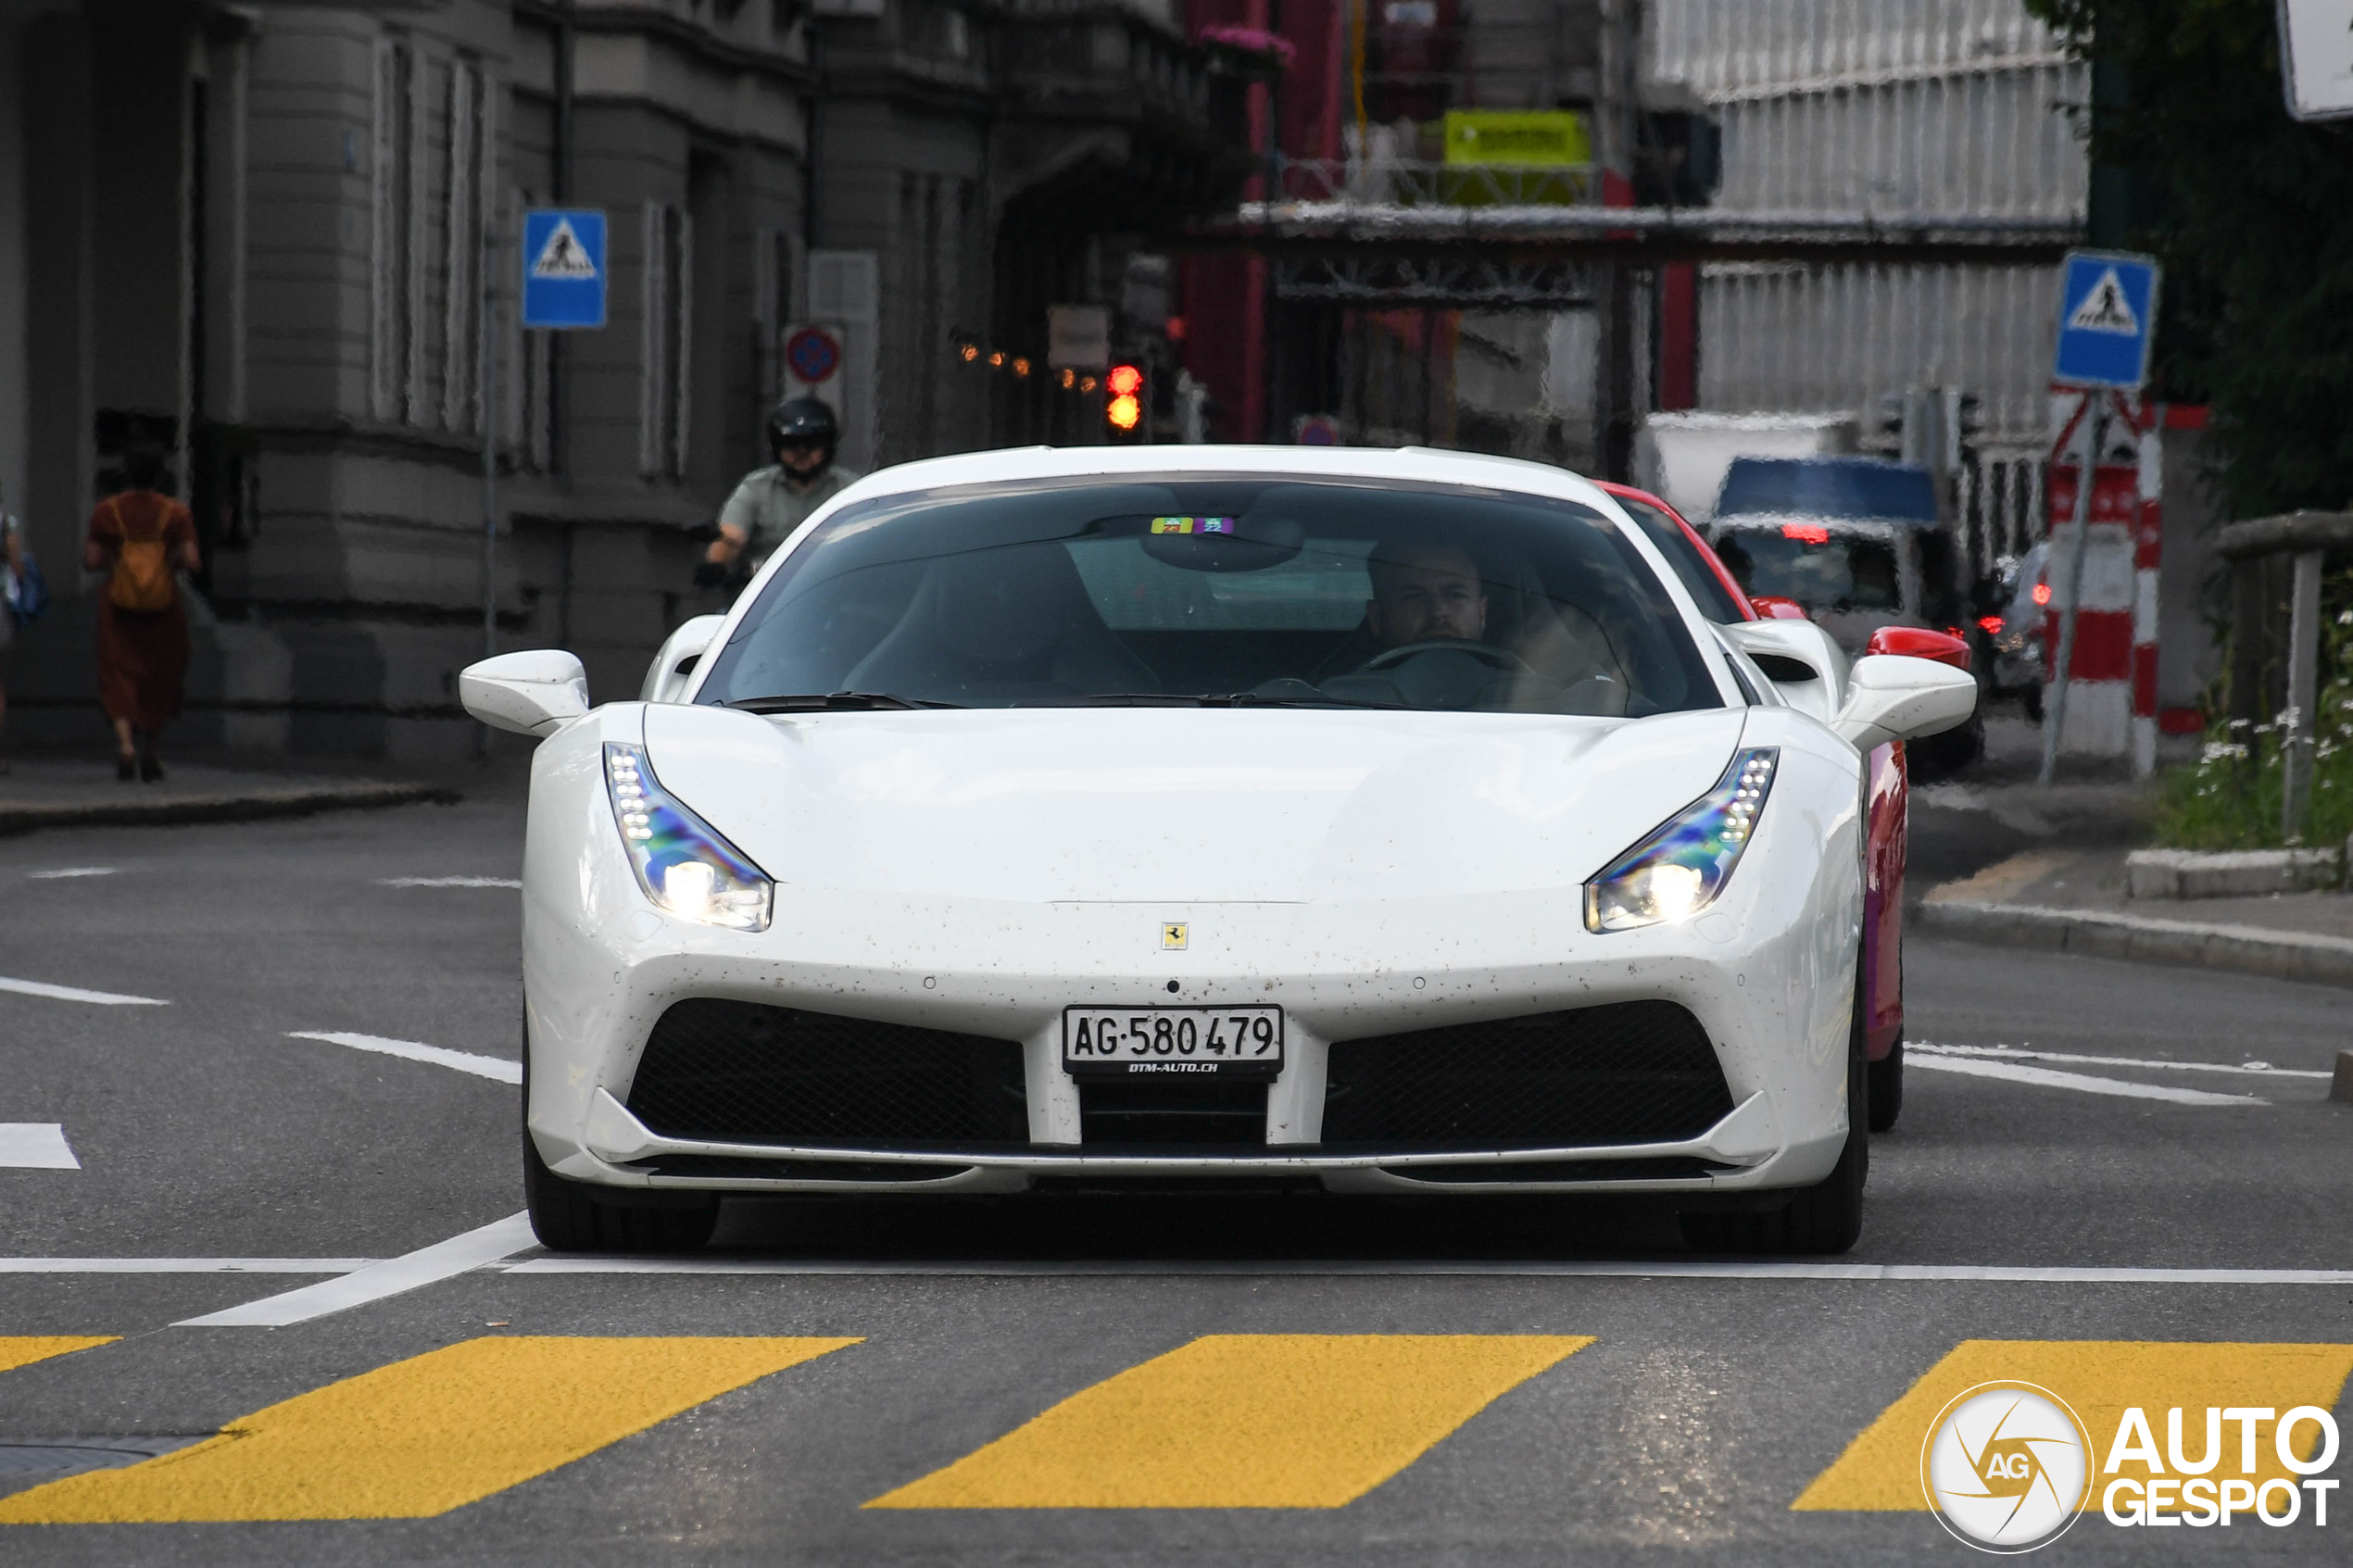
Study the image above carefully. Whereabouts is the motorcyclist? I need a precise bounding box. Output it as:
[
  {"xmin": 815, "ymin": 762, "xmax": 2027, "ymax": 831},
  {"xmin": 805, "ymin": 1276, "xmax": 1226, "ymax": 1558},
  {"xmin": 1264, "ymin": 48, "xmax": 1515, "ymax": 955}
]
[{"xmin": 693, "ymin": 397, "xmax": 862, "ymax": 590}]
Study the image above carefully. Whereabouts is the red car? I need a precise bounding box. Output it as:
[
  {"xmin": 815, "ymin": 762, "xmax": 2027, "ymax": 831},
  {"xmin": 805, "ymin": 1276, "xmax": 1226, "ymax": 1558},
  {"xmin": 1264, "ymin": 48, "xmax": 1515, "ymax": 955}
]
[{"xmin": 1598, "ymin": 483, "xmax": 1957, "ymax": 1131}]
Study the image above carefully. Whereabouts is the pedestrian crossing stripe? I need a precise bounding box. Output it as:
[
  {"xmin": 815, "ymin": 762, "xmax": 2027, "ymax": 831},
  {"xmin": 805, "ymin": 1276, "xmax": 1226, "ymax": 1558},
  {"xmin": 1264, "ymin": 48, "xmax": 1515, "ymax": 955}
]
[
  {"xmin": 0, "ymin": 1336, "xmax": 857, "ymax": 1523},
  {"xmin": 1794, "ymin": 1340, "xmax": 2353, "ymax": 1511},
  {"xmin": 529, "ymin": 220, "xmax": 598, "ymax": 280},
  {"xmin": 0, "ymin": 1337, "xmax": 118, "ymax": 1376},
  {"xmin": 866, "ymin": 1333, "xmax": 1592, "ymax": 1509}
]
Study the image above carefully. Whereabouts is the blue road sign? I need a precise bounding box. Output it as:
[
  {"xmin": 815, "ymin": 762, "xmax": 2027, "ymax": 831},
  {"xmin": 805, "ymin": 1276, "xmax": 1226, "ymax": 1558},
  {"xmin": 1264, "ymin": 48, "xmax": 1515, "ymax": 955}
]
[
  {"xmin": 521, "ymin": 209, "xmax": 607, "ymax": 331},
  {"xmin": 2052, "ymin": 249, "xmax": 2159, "ymax": 389}
]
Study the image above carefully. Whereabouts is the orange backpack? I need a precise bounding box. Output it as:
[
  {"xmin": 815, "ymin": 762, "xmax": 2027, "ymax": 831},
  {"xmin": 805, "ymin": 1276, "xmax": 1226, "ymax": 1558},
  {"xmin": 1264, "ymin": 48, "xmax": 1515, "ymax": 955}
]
[{"xmin": 105, "ymin": 495, "xmax": 176, "ymax": 613}]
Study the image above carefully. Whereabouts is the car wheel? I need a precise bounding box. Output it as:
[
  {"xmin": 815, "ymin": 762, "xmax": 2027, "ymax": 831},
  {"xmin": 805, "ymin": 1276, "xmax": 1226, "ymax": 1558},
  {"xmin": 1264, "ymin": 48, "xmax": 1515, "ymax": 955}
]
[
  {"xmin": 1867, "ymin": 1039, "xmax": 1904, "ymax": 1133},
  {"xmin": 521, "ymin": 1020, "xmax": 719, "ymax": 1253},
  {"xmin": 1680, "ymin": 964, "xmax": 1868, "ymax": 1256}
]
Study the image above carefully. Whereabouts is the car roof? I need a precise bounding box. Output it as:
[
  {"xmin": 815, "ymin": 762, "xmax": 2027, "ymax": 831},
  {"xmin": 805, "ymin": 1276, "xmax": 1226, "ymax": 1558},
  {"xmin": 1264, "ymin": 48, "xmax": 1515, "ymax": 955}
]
[
  {"xmin": 1716, "ymin": 455, "xmax": 1943, "ymax": 528},
  {"xmin": 824, "ymin": 443, "xmax": 1625, "ymax": 516}
]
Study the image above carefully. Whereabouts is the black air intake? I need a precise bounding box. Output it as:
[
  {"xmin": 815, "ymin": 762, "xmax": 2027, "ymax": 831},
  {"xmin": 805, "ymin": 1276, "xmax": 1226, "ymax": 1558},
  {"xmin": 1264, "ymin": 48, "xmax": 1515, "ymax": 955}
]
[
  {"xmin": 1322, "ymin": 1001, "xmax": 1733, "ymax": 1151},
  {"xmin": 624, "ymin": 999, "xmax": 1028, "ymax": 1149}
]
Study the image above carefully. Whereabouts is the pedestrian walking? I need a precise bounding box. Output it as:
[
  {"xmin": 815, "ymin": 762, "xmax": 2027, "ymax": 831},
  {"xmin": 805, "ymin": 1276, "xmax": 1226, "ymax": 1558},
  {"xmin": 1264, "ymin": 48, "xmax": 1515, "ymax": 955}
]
[
  {"xmin": 82, "ymin": 446, "xmax": 199, "ymax": 783},
  {"xmin": 693, "ymin": 397, "xmax": 861, "ymax": 591}
]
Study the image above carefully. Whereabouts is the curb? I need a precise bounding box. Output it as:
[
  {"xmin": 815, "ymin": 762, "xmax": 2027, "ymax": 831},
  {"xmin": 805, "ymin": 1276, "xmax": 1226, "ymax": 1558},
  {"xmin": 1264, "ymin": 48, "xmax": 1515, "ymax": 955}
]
[
  {"xmin": 0, "ymin": 782, "xmax": 459, "ymax": 838},
  {"xmin": 1917, "ymin": 898, "xmax": 2353, "ymax": 991}
]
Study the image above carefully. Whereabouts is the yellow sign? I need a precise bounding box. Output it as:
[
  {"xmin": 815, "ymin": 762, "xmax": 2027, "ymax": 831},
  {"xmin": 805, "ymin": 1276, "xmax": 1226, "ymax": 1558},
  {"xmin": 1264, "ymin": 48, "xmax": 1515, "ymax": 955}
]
[
  {"xmin": 1161, "ymin": 922, "xmax": 1188, "ymax": 950},
  {"xmin": 1441, "ymin": 110, "xmax": 1591, "ymax": 168}
]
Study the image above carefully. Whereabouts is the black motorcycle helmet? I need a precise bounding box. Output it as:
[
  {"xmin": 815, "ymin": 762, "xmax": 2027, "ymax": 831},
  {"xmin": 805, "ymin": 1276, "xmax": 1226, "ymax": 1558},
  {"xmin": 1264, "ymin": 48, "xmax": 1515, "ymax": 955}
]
[{"xmin": 765, "ymin": 396, "xmax": 839, "ymax": 467}]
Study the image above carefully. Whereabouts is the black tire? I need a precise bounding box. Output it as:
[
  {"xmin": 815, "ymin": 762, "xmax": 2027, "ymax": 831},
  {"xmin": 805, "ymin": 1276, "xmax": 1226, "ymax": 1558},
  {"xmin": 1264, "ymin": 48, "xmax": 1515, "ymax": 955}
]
[
  {"xmin": 521, "ymin": 1021, "xmax": 718, "ymax": 1253},
  {"xmin": 1867, "ymin": 1039, "xmax": 1904, "ymax": 1133},
  {"xmin": 1680, "ymin": 964, "xmax": 1869, "ymax": 1256}
]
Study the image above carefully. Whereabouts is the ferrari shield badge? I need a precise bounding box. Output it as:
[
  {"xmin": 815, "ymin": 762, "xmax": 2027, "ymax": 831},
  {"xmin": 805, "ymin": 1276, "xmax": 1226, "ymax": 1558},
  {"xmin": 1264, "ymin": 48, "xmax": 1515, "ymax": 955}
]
[{"xmin": 1161, "ymin": 922, "xmax": 1189, "ymax": 950}]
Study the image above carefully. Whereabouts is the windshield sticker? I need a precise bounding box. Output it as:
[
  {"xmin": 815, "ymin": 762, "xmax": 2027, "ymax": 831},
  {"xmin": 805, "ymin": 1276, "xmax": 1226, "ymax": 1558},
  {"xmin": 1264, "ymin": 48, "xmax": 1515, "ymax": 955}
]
[{"xmin": 1149, "ymin": 517, "xmax": 1237, "ymax": 534}]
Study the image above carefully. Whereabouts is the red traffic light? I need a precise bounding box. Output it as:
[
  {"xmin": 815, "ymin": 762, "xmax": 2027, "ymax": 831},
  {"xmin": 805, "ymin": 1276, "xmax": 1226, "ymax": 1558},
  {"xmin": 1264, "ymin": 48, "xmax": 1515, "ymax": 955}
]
[{"xmin": 1106, "ymin": 364, "xmax": 1144, "ymax": 397}]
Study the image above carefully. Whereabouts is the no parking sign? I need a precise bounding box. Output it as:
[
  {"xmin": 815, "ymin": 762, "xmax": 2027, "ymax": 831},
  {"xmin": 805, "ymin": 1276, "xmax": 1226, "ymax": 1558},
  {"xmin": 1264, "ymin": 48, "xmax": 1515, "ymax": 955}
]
[{"xmin": 786, "ymin": 327, "xmax": 842, "ymax": 385}]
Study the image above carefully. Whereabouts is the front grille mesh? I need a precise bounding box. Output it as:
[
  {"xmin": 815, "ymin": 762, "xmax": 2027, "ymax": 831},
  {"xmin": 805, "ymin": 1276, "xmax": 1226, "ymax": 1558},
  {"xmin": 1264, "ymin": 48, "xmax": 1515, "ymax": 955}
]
[
  {"xmin": 624, "ymin": 999, "xmax": 1028, "ymax": 1149},
  {"xmin": 1322, "ymin": 1001, "xmax": 1733, "ymax": 1151}
]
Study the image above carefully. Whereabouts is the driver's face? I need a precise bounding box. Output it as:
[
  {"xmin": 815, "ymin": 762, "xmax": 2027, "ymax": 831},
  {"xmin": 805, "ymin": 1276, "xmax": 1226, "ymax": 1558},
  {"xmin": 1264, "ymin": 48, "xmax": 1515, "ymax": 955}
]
[{"xmin": 1365, "ymin": 546, "xmax": 1488, "ymax": 647}]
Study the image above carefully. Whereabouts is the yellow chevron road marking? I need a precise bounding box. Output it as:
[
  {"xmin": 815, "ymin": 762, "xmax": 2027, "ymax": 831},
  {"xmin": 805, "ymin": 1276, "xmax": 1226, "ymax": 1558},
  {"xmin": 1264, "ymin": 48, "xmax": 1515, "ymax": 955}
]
[
  {"xmin": 0, "ymin": 1337, "xmax": 118, "ymax": 1375},
  {"xmin": 0, "ymin": 1335, "xmax": 858, "ymax": 1523},
  {"xmin": 1795, "ymin": 1339, "xmax": 2353, "ymax": 1511},
  {"xmin": 868, "ymin": 1333, "xmax": 1592, "ymax": 1510}
]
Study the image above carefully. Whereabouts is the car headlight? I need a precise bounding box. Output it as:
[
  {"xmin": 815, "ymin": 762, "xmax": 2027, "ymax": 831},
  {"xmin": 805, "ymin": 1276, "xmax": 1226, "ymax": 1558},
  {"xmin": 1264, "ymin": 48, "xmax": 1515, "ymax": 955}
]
[
  {"xmin": 603, "ymin": 743, "xmax": 774, "ymax": 931},
  {"xmin": 1584, "ymin": 747, "xmax": 1779, "ymax": 933}
]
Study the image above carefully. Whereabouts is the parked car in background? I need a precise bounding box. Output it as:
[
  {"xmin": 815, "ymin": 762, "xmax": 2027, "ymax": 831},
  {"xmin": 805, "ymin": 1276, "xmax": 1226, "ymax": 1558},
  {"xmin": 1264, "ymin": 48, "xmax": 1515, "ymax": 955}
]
[
  {"xmin": 1704, "ymin": 457, "xmax": 1983, "ymax": 775},
  {"xmin": 1984, "ymin": 543, "xmax": 2048, "ymax": 721}
]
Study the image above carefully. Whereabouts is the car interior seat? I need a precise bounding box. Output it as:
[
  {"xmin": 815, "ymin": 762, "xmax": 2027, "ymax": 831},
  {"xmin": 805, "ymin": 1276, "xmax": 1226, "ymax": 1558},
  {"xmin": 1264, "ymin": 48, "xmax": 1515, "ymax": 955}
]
[{"xmin": 843, "ymin": 542, "xmax": 1161, "ymax": 704}]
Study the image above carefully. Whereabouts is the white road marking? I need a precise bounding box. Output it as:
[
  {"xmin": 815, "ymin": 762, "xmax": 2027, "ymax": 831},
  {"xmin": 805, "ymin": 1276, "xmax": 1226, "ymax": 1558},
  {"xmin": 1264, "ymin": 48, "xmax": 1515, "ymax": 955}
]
[
  {"xmin": 375, "ymin": 876, "xmax": 522, "ymax": 888},
  {"xmin": 25, "ymin": 867, "xmax": 119, "ymax": 880},
  {"xmin": 1906, "ymin": 1051, "xmax": 2265, "ymax": 1105},
  {"xmin": 175, "ymin": 1212, "xmax": 536, "ymax": 1327},
  {"xmin": 0, "ymin": 975, "xmax": 168, "ymax": 1007},
  {"xmin": 0, "ymin": 1124, "xmax": 80, "ymax": 1170},
  {"xmin": 286, "ymin": 1030, "xmax": 522, "ymax": 1085},
  {"xmin": 502, "ymin": 1258, "xmax": 2353, "ymax": 1285},
  {"xmin": 1908, "ymin": 1041, "xmax": 2331, "ymax": 1080},
  {"xmin": 0, "ymin": 1259, "xmax": 375, "ymax": 1273}
]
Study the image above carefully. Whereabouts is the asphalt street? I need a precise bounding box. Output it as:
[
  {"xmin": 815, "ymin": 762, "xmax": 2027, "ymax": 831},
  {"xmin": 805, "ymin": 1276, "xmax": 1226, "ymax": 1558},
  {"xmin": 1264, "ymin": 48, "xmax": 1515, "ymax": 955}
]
[{"xmin": 2, "ymin": 795, "xmax": 2348, "ymax": 1565}]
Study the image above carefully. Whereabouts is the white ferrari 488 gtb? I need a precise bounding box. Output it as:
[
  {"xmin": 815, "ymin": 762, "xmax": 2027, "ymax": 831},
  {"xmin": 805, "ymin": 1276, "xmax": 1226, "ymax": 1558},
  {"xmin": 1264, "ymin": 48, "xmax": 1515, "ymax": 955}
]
[{"xmin": 461, "ymin": 445, "xmax": 1975, "ymax": 1256}]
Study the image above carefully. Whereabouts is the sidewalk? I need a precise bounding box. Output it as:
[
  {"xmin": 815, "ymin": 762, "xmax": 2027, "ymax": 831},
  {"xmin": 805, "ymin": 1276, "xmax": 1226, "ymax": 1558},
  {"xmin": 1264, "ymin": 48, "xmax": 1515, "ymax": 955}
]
[
  {"xmin": 1918, "ymin": 843, "xmax": 2353, "ymax": 990},
  {"xmin": 0, "ymin": 753, "xmax": 461, "ymax": 837}
]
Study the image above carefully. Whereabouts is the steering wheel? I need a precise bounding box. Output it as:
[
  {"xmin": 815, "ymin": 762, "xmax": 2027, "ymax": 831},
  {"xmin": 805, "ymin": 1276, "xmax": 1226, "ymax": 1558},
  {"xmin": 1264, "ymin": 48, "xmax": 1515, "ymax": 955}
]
[{"xmin": 1360, "ymin": 638, "xmax": 1540, "ymax": 679}]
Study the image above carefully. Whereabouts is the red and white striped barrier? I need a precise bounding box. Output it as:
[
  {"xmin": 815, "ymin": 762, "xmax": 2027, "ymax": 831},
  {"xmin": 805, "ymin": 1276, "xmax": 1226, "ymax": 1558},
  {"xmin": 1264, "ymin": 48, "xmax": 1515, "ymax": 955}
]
[{"xmin": 2044, "ymin": 389, "xmax": 2161, "ymax": 774}]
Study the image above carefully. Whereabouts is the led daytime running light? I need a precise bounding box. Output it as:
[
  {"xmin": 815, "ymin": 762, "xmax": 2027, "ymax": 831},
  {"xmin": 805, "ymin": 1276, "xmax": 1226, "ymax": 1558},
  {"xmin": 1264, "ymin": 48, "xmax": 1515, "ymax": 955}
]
[
  {"xmin": 603, "ymin": 742, "xmax": 774, "ymax": 931},
  {"xmin": 1584, "ymin": 747, "xmax": 1780, "ymax": 934}
]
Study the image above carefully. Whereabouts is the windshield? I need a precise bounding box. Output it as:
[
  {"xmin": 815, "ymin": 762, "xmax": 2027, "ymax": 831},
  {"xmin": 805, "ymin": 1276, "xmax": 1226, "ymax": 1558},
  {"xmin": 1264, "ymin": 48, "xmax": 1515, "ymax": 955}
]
[
  {"xmin": 1714, "ymin": 526, "xmax": 1902, "ymax": 613},
  {"xmin": 694, "ymin": 477, "xmax": 1723, "ymax": 719},
  {"xmin": 1609, "ymin": 495, "xmax": 1750, "ymax": 623}
]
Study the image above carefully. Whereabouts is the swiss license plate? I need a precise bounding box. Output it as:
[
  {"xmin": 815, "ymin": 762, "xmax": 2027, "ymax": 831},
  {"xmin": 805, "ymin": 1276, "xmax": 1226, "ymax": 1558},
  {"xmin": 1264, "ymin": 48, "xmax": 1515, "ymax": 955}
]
[{"xmin": 1062, "ymin": 1006, "xmax": 1284, "ymax": 1080}]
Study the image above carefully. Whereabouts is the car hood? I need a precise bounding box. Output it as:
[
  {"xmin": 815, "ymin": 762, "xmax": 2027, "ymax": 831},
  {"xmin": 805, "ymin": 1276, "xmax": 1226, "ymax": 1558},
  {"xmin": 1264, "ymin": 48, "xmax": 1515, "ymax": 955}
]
[{"xmin": 641, "ymin": 703, "xmax": 1747, "ymax": 904}]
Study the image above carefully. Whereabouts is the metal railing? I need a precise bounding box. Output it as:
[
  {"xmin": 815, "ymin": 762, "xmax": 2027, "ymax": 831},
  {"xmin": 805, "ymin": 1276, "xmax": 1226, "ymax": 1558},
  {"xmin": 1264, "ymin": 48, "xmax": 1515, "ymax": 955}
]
[{"xmin": 1269, "ymin": 157, "xmax": 1601, "ymax": 209}]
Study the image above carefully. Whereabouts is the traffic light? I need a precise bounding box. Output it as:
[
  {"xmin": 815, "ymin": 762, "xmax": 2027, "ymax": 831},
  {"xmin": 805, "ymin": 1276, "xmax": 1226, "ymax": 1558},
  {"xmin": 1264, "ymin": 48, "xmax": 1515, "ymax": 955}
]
[{"xmin": 1106, "ymin": 363, "xmax": 1143, "ymax": 433}]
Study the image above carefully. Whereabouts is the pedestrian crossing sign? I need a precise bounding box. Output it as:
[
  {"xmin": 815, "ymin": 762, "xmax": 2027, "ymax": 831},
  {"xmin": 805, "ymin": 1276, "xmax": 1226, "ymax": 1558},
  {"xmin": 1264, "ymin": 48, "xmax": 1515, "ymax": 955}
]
[
  {"xmin": 521, "ymin": 208, "xmax": 607, "ymax": 331},
  {"xmin": 2052, "ymin": 249, "xmax": 2158, "ymax": 389}
]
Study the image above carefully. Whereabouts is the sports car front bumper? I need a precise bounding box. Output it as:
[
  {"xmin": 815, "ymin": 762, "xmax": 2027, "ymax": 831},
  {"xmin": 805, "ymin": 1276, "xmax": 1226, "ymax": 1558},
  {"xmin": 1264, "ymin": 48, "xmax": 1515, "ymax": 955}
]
[{"xmin": 522, "ymin": 721, "xmax": 1864, "ymax": 1201}]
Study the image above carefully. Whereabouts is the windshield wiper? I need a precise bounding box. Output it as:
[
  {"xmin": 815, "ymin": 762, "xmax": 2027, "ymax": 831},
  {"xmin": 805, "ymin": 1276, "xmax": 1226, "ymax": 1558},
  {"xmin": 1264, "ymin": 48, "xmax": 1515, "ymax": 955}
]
[
  {"xmin": 726, "ymin": 691, "xmax": 965, "ymax": 713},
  {"xmin": 1019, "ymin": 692, "xmax": 1415, "ymax": 710}
]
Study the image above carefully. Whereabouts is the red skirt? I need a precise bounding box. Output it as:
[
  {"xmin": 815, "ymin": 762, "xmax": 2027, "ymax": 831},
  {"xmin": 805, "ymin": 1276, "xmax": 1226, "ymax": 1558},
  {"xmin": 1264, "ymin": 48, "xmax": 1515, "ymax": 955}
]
[{"xmin": 97, "ymin": 596, "xmax": 189, "ymax": 730}]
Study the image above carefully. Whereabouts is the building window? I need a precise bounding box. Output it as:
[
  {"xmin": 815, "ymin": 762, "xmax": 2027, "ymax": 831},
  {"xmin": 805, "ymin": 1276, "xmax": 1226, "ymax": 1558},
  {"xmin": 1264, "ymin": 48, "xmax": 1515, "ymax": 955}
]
[
  {"xmin": 370, "ymin": 37, "xmax": 409, "ymax": 423},
  {"xmin": 753, "ymin": 227, "xmax": 798, "ymax": 401},
  {"xmin": 439, "ymin": 60, "xmax": 475, "ymax": 433},
  {"xmin": 640, "ymin": 201, "xmax": 692, "ymax": 478}
]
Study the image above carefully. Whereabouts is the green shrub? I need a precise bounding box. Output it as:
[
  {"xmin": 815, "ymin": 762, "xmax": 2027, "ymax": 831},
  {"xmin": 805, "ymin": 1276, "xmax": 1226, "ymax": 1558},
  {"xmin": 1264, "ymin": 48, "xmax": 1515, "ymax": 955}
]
[{"xmin": 2154, "ymin": 602, "xmax": 2353, "ymax": 850}]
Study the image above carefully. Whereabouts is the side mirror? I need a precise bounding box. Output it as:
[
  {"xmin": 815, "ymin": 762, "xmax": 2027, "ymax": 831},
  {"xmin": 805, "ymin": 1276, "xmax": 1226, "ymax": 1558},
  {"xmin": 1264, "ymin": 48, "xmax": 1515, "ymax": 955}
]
[
  {"xmin": 1721, "ymin": 619, "xmax": 1848, "ymax": 723},
  {"xmin": 459, "ymin": 649, "xmax": 589, "ymax": 736},
  {"xmin": 1832, "ymin": 654, "xmax": 1978, "ymax": 750},
  {"xmin": 641, "ymin": 614, "xmax": 726, "ymax": 704},
  {"xmin": 1863, "ymin": 624, "xmax": 1971, "ymax": 671}
]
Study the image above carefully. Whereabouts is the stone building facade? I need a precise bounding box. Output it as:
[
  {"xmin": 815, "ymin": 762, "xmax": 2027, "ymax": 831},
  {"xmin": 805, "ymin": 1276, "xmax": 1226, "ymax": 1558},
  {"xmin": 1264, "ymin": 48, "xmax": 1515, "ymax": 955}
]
[{"xmin": 0, "ymin": 0, "xmax": 1258, "ymax": 760}]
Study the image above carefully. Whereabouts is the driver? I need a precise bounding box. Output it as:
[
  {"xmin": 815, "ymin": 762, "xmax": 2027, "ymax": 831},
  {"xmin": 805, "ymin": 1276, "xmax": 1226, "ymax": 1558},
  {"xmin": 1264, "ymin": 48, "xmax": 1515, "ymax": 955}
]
[{"xmin": 1365, "ymin": 543, "xmax": 1488, "ymax": 649}]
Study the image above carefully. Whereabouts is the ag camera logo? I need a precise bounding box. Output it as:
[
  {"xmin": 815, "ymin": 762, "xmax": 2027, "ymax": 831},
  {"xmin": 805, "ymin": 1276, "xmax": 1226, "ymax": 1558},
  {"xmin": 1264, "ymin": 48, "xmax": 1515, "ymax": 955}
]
[{"xmin": 1919, "ymin": 1382, "xmax": 2092, "ymax": 1552}]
